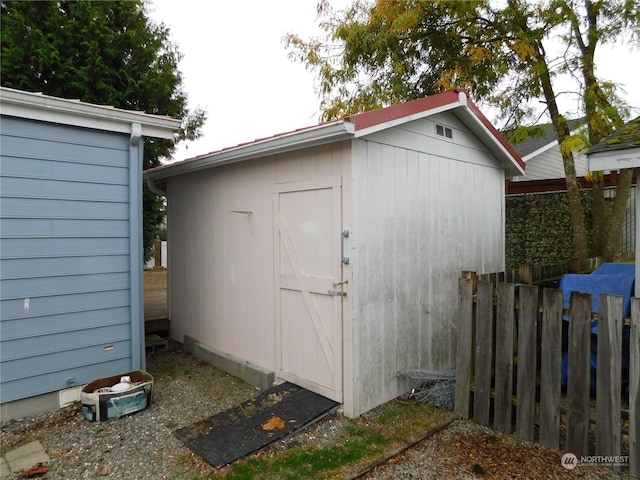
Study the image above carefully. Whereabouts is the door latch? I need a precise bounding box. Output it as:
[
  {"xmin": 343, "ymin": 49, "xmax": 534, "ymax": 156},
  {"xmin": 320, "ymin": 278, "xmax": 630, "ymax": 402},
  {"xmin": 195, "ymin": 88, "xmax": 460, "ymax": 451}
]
[{"xmin": 327, "ymin": 289, "xmax": 347, "ymax": 297}]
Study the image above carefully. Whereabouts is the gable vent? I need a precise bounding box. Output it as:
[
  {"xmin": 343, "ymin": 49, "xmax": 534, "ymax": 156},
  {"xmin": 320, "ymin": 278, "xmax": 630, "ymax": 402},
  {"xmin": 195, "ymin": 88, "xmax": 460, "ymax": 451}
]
[{"xmin": 436, "ymin": 124, "xmax": 453, "ymax": 139}]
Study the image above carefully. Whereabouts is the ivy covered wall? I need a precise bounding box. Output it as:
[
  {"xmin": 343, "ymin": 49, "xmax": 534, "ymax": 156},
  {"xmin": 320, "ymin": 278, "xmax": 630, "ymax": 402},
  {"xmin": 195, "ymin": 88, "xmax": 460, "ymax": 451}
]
[{"xmin": 505, "ymin": 190, "xmax": 593, "ymax": 270}]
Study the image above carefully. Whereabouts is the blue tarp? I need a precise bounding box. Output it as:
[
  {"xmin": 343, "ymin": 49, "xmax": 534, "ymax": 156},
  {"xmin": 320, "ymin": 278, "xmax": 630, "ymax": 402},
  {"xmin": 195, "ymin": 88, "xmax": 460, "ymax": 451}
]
[
  {"xmin": 591, "ymin": 262, "xmax": 636, "ymax": 277},
  {"xmin": 559, "ymin": 268, "xmax": 635, "ymax": 334},
  {"xmin": 559, "ymin": 263, "xmax": 634, "ymax": 393}
]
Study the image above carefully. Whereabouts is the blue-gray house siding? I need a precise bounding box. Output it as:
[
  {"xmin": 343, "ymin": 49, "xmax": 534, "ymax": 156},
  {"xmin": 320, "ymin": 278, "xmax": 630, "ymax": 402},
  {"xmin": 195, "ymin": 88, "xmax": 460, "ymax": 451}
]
[{"xmin": 0, "ymin": 115, "xmax": 144, "ymax": 404}]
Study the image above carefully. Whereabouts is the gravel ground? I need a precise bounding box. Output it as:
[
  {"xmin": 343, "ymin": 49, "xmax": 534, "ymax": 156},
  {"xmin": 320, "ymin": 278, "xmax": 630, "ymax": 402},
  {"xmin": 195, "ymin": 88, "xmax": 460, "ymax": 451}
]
[
  {"xmin": 359, "ymin": 419, "xmax": 628, "ymax": 480},
  {"xmin": 1, "ymin": 342, "xmax": 260, "ymax": 479},
  {"xmin": 1, "ymin": 342, "xmax": 631, "ymax": 479}
]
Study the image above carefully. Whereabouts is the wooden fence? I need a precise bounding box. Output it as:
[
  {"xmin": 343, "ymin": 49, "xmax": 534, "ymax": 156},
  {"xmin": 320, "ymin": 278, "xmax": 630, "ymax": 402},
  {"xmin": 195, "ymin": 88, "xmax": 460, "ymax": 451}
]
[{"xmin": 455, "ymin": 272, "xmax": 639, "ymax": 476}]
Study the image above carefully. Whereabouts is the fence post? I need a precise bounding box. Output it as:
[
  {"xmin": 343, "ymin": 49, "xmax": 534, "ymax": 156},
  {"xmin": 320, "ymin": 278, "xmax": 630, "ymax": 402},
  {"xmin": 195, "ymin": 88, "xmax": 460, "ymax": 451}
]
[
  {"xmin": 596, "ymin": 294, "xmax": 623, "ymax": 465},
  {"xmin": 473, "ymin": 280, "xmax": 493, "ymax": 426},
  {"xmin": 455, "ymin": 275, "xmax": 474, "ymax": 418},
  {"xmin": 154, "ymin": 240, "xmax": 162, "ymax": 267},
  {"xmin": 539, "ymin": 288, "xmax": 563, "ymax": 450},
  {"xmin": 515, "ymin": 284, "xmax": 538, "ymax": 441},
  {"xmin": 519, "ymin": 264, "xmax": 533, "ymax": 285},
  {"xmin": 566, "ymin": 292, "xmax": 592, "ymax": 457},
  {"xmin": 630, "ymin": 298, "xmax": 640, "ymax": 477},
  {"xmin": 494, "ymin": 282, "xmax": 515, "ymax": 434}
]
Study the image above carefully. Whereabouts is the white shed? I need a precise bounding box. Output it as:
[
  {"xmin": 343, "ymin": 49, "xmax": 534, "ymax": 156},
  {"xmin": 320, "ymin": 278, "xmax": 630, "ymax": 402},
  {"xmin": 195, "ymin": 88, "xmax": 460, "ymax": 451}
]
[{"xmin": 144, "ymin": 89, "xmax": 525, "ymax": 417}]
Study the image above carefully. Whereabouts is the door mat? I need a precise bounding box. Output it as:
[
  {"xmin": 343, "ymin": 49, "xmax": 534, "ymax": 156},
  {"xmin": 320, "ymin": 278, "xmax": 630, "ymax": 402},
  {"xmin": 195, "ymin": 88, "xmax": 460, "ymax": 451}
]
[{"xmin": 173, "ymin": 382, "xmax": 339, "ymax": 468}]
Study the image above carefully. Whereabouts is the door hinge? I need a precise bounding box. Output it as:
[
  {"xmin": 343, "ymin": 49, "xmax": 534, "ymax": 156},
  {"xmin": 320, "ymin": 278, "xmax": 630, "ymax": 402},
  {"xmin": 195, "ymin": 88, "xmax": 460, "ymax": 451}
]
[{"xmin": 341, "ymin": 229, "xmax": 350, "ymax": 265}]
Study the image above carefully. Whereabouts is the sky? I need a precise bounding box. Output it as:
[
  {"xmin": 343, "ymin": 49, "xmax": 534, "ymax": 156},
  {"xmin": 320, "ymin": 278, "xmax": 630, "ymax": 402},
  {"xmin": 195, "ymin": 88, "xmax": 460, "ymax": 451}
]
[{"xmin": 148, "ymin": 0, "xmax": 640, "ymax": 163}]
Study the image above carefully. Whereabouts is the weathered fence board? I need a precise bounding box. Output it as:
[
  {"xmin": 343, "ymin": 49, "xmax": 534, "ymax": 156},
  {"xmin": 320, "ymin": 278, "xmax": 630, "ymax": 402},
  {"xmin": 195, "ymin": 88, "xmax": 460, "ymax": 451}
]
[
  {"xmin": 596, "ymin": 294, "xmax": 623, "ymax": 464},
  {"xmin": 539, "ymin": 288, "xmax": 563, "ymax": 450},
  {"xmin": 455, "ymin": 272, "xmax": 636, "ymax": 475},
  {"xmin": 494, "ymin": 283, "xmax": 515, "ymax": 434},
  {"xmin": 455, "ymin": 276, "xmax": 473, "ymax": 418},
  {"xmin": 515, "ymin": 284, "xmax": 538, "ymax": 441},
  {"xmin": 566, "ymin": 292, "xmax": 592, "ymax": 456},
  {"xmin": 631, "ymin": 299, "xmax": 640, "ymax": 477},
  {"xmin": 473, "ymin": 280, "xmax": 493, "ymax": 426}
]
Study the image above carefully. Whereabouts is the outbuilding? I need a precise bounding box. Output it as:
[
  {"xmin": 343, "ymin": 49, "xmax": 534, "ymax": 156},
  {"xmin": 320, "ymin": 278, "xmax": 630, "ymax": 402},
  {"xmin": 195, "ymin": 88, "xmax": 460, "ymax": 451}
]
[
  {"xmin": 0, "ymin": 87, "xmax": 180, "ymax": 420},
  {"xmin": 587, "ymin": 115, "xmax": 640, "ymax": 295},
  {"xmin": 144, "ymin": 89, "xmax": 525, "ymax": 417}
]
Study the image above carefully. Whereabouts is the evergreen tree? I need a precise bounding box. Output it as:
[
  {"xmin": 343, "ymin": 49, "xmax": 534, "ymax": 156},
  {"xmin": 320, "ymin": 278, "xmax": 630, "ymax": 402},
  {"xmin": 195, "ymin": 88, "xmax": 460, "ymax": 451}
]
[{"xmin": 1, "ymin": 0, "xmax": 206, "ymax": 260}]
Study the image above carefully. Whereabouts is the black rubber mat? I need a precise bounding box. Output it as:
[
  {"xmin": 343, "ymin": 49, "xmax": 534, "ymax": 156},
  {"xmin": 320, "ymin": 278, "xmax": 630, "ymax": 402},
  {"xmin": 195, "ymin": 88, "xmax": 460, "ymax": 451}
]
[{"xmin": 173, "ymin": 382, "xmax": 339, "ymax": 468}]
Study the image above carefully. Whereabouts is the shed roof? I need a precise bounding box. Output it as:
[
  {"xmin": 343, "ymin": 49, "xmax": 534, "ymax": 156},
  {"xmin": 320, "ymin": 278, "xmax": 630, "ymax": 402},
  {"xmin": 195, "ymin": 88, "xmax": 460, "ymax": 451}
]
[
  {"xmin": 145, "ymin": 89, "xmax": 525, "ymax": 181},
  {"xmin": 0, "ymin": 87, "xmax": 181, "ymax": 139},
  {"xmin": 587, "ymin": 116, "xmax": 640, "ymax": 170}
]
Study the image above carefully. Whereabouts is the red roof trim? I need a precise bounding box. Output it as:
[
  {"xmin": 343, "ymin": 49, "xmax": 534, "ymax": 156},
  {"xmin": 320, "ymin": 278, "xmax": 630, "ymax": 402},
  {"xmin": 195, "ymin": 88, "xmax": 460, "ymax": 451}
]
[
  {"xmin": 343, "ymin": 88, "xmax": 525, "ymax": 172},
  {"xmin": 146, "ymin": 88, "xmax": 524, "ymax": 175},
  {"xmin": 465, "ymin": 96, "xmax": 525, "ymax": 171},
  {"xmin": 344, "ymin": 89, "xmax": 463, "ymax": 130}
]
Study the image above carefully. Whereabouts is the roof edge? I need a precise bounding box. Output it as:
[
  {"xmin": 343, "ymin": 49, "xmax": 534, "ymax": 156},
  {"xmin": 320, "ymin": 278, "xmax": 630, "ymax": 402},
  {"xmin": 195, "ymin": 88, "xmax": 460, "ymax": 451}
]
[
  {"xmin": 348, "ymin": 89, "xmax": 525, "ymax": 175},
  {"xmin": 588, "ymin": 146, "xmax": 640, "ymax": 171},
  {"xmin": 463, "ymin": 96, "xmax": 525, "ymax": 175},
  {"xmin": 0, "ymin": 87, "xmax": 181, "ymax": 139},
  {"xmin": 144, "ymin": 88, "xmax": 525, "ymax": 180},
  {"xmin": 345, "ymin": 89, "xmax": 465, "ymax": 133},
  {"xmin": 144, "ymin": 121, "xmax": 355, "ymax": 180}
]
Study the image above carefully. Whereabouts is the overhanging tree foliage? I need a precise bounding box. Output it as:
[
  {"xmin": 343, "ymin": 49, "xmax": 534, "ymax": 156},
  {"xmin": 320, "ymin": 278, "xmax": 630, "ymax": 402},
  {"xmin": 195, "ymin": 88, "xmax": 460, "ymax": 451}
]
[
  {"xmin": 1, "ymin": 0, "xmax": 206, "ymax": 261},
  {"xmin": 287, "ymin": 0, "xmax": 640, "ymax": 261}
]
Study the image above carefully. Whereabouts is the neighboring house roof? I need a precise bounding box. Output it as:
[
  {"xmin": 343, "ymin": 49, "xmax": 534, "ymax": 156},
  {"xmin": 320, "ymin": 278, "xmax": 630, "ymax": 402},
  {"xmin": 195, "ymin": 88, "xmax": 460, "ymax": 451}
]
[
  {"xmin": 0, "ymin": 87, "xmax": 181, "ymax": 139},
  {"xmin": 507, "ymin": 118, "xmax": 588, "ymax": 183},
  {"xmin": 587, "ymin": 116, "xmax": 640, "ymax": 170},
  {"xmin": 145, "ymin": 89, "xmax": 525, "ymax": 182},
  {"xmin": 510, "ymin": 118, "xmax": 586, "ymax": 161}
]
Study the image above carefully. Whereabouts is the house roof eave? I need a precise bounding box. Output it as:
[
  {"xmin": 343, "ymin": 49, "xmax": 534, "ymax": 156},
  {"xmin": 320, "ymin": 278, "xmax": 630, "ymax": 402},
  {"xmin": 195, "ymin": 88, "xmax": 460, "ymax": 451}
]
[
  {"xmin": 587, "ymin": 147, "xmax": 640, "ymax": 171},
  {"xmin": 0, "ymin": 87, "xmax": 181, "ymax": 139},
  {"xmin": 586, "ymin": 116, "xmax": 640, "ymax": 170}
]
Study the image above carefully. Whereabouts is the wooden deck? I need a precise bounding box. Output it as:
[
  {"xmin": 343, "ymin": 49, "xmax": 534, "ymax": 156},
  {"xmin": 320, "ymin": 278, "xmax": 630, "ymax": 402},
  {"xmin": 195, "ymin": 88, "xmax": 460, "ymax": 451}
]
[{"xmin": 144, "ymin": 269, "xmax": 169, "ymax": 335}]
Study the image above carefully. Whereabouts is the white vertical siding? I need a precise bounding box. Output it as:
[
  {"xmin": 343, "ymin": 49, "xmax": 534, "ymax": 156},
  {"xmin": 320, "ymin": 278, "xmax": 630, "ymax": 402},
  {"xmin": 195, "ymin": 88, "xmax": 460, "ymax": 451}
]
[
  {"xmin": 163, "ymin": 112, "xmax": 510, "ymax": 418},
  {"xmin": 349, "ymin": 114, "xmax": 506, "ymax": 414},
  {"xmin": 166, "ymin": 142, "xmax": 351, "ymax": 373}
]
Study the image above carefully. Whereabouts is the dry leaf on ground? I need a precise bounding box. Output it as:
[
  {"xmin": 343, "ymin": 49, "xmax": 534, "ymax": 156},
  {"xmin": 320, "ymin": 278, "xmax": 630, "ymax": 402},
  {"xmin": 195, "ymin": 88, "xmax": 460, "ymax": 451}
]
[{"xmin": 262, "ymin": 416, "xmax": 285, "ymax": 431}]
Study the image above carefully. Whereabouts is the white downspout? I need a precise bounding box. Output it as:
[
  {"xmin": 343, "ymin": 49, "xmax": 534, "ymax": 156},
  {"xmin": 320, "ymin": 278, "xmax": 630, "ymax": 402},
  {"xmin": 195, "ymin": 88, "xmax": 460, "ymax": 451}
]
[
  {"xmin": 146, "ymin": 177, "xmax": 167, "ymax": 197},
  {"xmin": 130, "ymin": 122, "xmax": 144, "ymax": 370}
]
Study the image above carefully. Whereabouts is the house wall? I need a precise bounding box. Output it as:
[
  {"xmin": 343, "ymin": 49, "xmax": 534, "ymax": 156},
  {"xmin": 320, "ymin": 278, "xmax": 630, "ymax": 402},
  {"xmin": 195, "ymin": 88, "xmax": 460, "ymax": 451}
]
[
  {"xmin": 0, "ymin": 116, "xmax": 143, "ymax": 407},
  {"xmin": 166, "ymin": 142, "xmax": 352, "ymax": 374},
  {"xmin": 513, "ymin": 148, "xmax": 588, "ymax": 181},
  {"xmin": 348, "ymin": 113, "xmax": 507, "ymax": 414}
]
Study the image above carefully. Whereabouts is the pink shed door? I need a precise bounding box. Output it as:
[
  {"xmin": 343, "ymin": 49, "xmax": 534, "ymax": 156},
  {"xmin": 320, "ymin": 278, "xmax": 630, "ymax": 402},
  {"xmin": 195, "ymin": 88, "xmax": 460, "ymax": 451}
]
[{"xmin": 274, "ymin": 177, "xmax": 343, "ymax": 402}]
